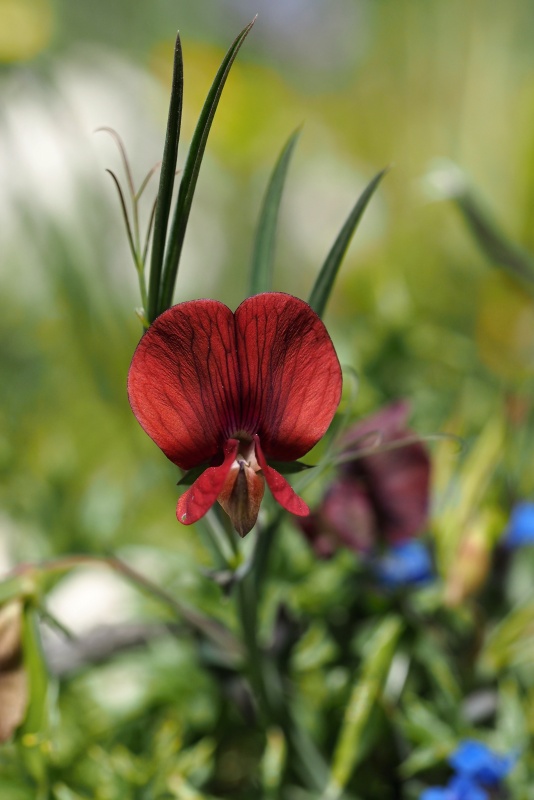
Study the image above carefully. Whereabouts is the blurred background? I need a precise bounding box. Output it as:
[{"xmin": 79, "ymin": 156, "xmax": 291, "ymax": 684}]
[{"xmin": 2, "ymin": 0, "xmax": 534, "ymax": 797}]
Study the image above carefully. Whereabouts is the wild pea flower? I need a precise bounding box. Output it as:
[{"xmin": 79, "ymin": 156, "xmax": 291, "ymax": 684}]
[
  {"xmin": 502, "ymin": 501, "xmax": 534, "ymax": 548},
  {"xmin": 128, "ymin": 292, "xmax": 342, "ymax": 536},
  {"xmin": 299, "ymin": 402, "xmax": 431, "ymax": 557}
]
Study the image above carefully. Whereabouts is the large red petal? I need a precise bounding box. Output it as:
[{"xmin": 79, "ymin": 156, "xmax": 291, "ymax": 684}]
[
  {"xmin": 254, "ymin": 435, "xmax": 309, "ymax": 516},
  {"xmin": 128, "ymin": 301, "xmax": 241, "ymax": 469},
  {"xmin": 235, "ymin": 293, "xmax": 342, "ymax": 461},
  {"xmin": 177, "ymin": 439, "xmax": 239, "ymax": 525}
]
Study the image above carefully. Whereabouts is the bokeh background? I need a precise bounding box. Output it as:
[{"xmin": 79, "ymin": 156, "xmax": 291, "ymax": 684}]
[{"xmin": 2, "ymin": 0, "xmax": 534, "ymax": 797}]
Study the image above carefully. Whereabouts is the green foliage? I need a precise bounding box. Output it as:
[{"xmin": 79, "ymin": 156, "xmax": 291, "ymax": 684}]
[
  {"xmin": 157, "ymin": 19, "xmax": 256, "ymax": 316},
  {"xmin": 148, "ymin": 34, "xmax": 184, "ymax": 324}
]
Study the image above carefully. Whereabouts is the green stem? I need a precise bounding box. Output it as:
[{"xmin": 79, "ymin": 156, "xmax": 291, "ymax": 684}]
[
  {"xmin": 236, "ymin": 574, "xmax": 266, "ymax": 713},
  {"xmin": 235, "ymin": 523, "xmax": 330, "ymax": 793},
  {"xmin": 251, "ymin": 511, "xmax": 283, "ymax": 597},
  {"xmin": 134, "ymin": 252, "xmax": 148, "ymax": 314}
]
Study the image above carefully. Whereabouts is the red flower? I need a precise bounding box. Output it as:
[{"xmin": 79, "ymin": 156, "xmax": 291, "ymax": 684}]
[
  {"xmin": 128, "ymin": 292, "xmax": 342, "ymax": 536},
  {"xmin": 300, "ymin": 402, "xmax": 431, "ymax": 557}
]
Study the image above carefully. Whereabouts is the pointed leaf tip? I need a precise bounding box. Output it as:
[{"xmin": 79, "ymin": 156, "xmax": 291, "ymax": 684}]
[
  {"xmin": 250, "ymin": 128, "xmax": 301, "ymax": 295},
  {"xmin": 148, "ymin": 31, "xmax": 184, "ymax": 323},
  {"xmin": 309, "ymin": 166, "xmax": 389, "ymax": 318},
  {"xmin": 158, "ymin": 19, "xmax": 256, "ymax": 314}
]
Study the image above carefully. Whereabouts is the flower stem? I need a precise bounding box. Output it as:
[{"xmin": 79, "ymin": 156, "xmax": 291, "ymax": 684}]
[{"xmin": 235, "ymin": 524, "xmax": 330, "ymax": 793}]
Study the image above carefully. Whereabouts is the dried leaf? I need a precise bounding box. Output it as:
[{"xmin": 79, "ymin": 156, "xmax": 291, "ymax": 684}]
[{"xmin": 0, "ymin": 601, "xmax": 27, "ymax": 742}]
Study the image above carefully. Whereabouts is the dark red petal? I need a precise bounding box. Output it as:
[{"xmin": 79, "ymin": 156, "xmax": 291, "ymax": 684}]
[
  {"xmin": 128, "ymin": 301, "xmax": 241, "ymax": 469},
  {"xmin": 341, "ymin": 401, "xmax": 410, "ymax": 452},
  {"xmin": 234, "ymin": 293, "xmax": 342, "ymax": 461},
  {"xmin": 368, "ymin": 447, "xmax": 430, "ymax": 543},
  {"xmin": 254, "ymin": 435, "xmax": 309, "ymax": 516},
  {"xmin": 341, "ymin": 402, "xmax": 431, "ymax": 543},
  {"xmin": 177, "ymin": 439, "xmax": 239, "ymax": 525},
  {"xmin": 320, "ymin": 478, "xmax": 376, "ymax": 553}
]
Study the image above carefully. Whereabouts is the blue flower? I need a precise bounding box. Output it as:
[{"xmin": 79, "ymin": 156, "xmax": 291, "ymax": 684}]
[
  {"xmin": 448, "ymin": 775, "xmax": 488, "ymax": 800},
  {"xmin": 373, "ymin": 540, "xmax": 433, "ymax": 588},
  {"xmin": 420, "ymin": 739, "xmax": 515, "ymax": 799},
  {"xmin": 420, "ymin": 775, "xmax": 488, "ymax": 800},
  {"xmin": 449, "ymin": 740, "xmax": 515, "ymax": 786},
  {"xmin": 420, "ymin": 789, "xmax": 453, "ymax": 800},
  {"xmin": 503, "ymin": 502, "xmax": 534, "ymax": 548}
]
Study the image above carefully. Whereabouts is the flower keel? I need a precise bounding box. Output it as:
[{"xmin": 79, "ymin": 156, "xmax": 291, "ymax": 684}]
[{"xmin": 218, "ymin": 439, "xmax": 265, "ymax": 537}]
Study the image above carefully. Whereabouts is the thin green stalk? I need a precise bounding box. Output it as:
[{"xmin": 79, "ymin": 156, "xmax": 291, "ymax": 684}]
[
  {"xmin": 251, "ymin": 511, "xmax": 283, "ymax": 597},
  {"xmin": 105, "ymin": 168, "xmax": 148, "ymax": 312},
  {"xmin": 5, "ymin": 555, "xmax": 243, "ymax": 662},
  {"xmin": 249, "ymin": 128, "xmax": 301, "ymax": 295},
  {"xmin": 235, "ymin": 574, "xmax": 265, "ymax": 707},
  {"xmin": 234, "ymin": 525, "xmax": 330, "ymax": 793}
]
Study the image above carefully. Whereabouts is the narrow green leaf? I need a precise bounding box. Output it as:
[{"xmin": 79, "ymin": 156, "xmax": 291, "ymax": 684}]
[
  {"xmin": 453, "ymin": 190, "xmax": 534, "ymax": 293},
  {"xmin": 21, "ymin": 607, "xmax": 49, "ymax": 737},
  {"xmin": 147, "ymin": 32, "xmax": 184, "ymax": 324},
  {"xmin": 105, "ymin": 169, "xmax": 137, "ymax": 266},
  {"xmin": 20, "ymin": 605, "xmax": 50, "ymax": 789},
  {"xmin": 308, "ymin": 168, "xmax": 388, "ymax": 318},
  {"xmin": 158, "ymin": 18, "xmax": 256, "ymax": 314},
  {"xmin": 96, "ymin": 126, "xmax": 135, "ymax": 198},
  {"xmin": 250, "ymin": 128, "xmax": 300, "ymax": 295},
  {"xmin": 479, "ymin": 597, "xmax": 534, "ymax": 674},
  {"xmin": 399, "ymin": 742, "xmax": 454, "ymax": 779},
  {"xmin": 323, "ymin": 616, "xmax": 403, "ymax": 800},
  {"xmin": 427, "ymin": 161, "xmax": 534, "ymax": 292},
  {"xmin": 414, "ymin": 636, "xmax": 461, "ymax": 708},
  {"xmin": 398, "ymin": 694, "xmax": 454, "ymax": 748},
  {"xmin": 261, "ymin": 727, "xmax": 287, "ymax": 798},
  {"xmin": 53, "ymin": 784, "xmax": 88, "ymax": 800}
]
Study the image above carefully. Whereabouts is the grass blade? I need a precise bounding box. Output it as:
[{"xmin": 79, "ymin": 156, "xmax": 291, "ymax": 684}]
[
  {"xmin": 322, "ymin": 615, "xmax": 403, "ymax": 799},
  {"xmin": 158, "ymin": 18, "xmax": 256, "ymax": 314},
  {"xmin": 20, "ymin": 605, "xmax": 50, "ymax": 788},
  {"xmin": 147, "ymin": 33, "xmax": 184, "ymax": 323},
  {"xmin": 309, "ymin": 167, "xmax": 388, "ymax": 318},
  {"xmin": 249, "ymin": 128, "xmax": 300, "ymax": 295},
  {"xmin": 426, "ymin": 161, "xmax": 534, "ymax": 293},
  {"xmin": 453, "ymin": 190, "xmax": 534, "ymax": 292}
]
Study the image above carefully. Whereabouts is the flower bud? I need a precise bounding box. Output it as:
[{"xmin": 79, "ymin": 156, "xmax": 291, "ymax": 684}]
[{"xmin": 444, "ymin": 518, "xmax": 491, "ymax": 607}]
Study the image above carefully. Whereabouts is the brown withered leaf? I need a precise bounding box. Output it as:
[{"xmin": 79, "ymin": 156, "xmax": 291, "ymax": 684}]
[{"xmin": 0, "ymin": 601, "xmax": 27, "ymax": 742}]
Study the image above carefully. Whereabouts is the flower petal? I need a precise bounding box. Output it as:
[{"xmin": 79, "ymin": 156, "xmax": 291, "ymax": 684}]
[
  {"xmin": 341, "ymin": 400, "xmax": 410, "ymax": 450},
  {"xmin": 341, "ymin": 402, "xmax": 431, "ymax": 543},
  {"xmin": 320, "ymin": 478, "xmax": 376, "ymax": 553},
  {"xmin": 254, "ymin": 435, "xmax": 309, "ymax": 516},
  {"xmin": 128, "ymin": 300, "xmax": 240, "ymax": 469},
  {"xmin": 177, "ymin": 439, "xmax": 239, "ymax": 525},
  {"xmin": 235, "ymin": 293, "xmax": 342, "ymax": 461}
]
